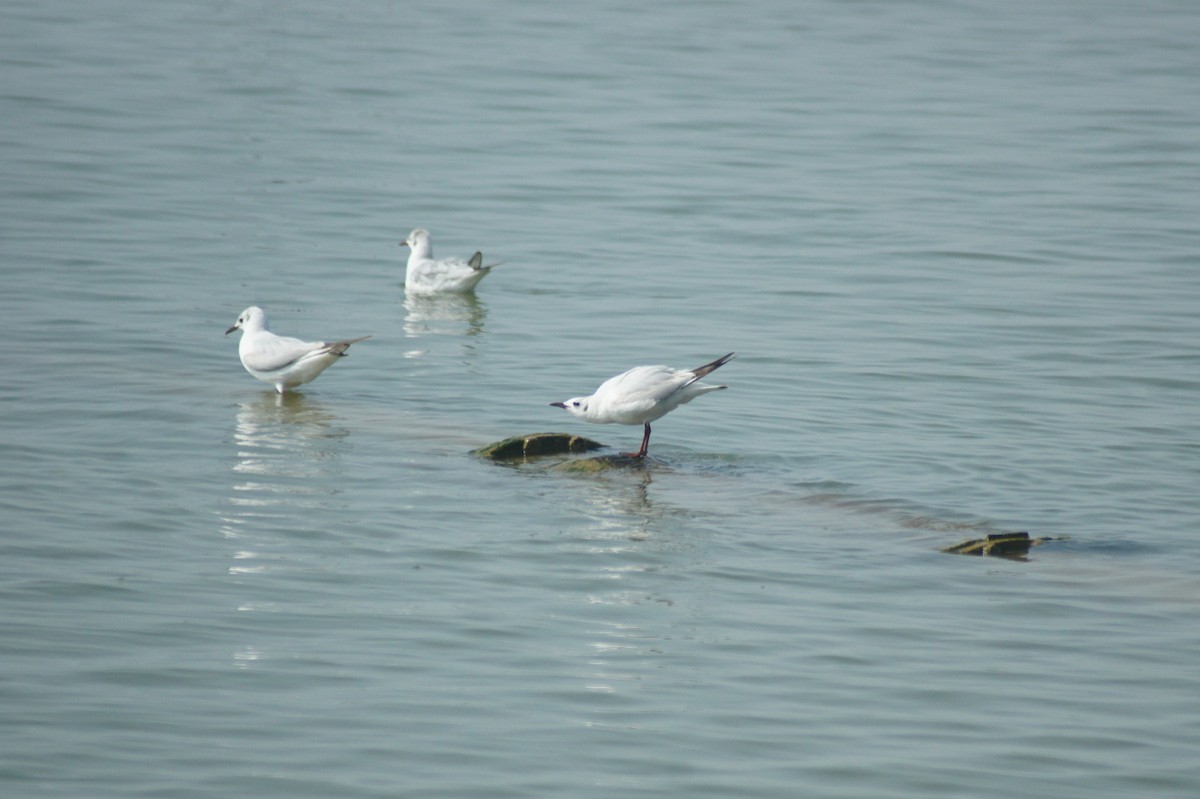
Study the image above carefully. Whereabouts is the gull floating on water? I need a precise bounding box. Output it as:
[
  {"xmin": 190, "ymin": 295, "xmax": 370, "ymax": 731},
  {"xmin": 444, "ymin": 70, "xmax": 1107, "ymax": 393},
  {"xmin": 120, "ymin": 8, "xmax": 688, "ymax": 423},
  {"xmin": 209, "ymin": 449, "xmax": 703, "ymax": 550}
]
[
  {"xmin": 225, "ymin": 306, "xmax": 369, "ymax": 394},
  {"xmin": 551, "ymin": 353, "xmax": 735, "ymax": 458},
  {"xmin": 401, "ymin": 228, "xmax": 499, "ymax": 295}
]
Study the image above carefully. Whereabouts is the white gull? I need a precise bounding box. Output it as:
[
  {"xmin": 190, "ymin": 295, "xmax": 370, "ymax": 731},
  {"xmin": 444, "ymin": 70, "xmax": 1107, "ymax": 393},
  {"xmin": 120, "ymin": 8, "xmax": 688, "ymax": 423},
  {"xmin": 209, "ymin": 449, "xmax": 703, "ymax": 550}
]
[
  {"xmin": 225, "ymin": 306, "xmax": 369, "ymax": 394},
  {"xmin": 401, "ymin": 228, "xmax": 499, "ymax": 295},
  {"xmin": 550, "ymin": 353, "xmax": 735, "ymax": 458}
]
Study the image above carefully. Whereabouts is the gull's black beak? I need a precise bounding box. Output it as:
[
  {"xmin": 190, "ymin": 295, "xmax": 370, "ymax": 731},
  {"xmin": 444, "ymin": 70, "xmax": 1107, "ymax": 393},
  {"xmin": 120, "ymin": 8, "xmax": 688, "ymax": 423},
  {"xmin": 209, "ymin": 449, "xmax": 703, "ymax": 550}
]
[
  {"xmin": 225, "ymin": 324, "xmax": 239, "ymax": 335},
  {"xmin": 549, "ymin": 402, "xmax": 566, "ymax": 408}
]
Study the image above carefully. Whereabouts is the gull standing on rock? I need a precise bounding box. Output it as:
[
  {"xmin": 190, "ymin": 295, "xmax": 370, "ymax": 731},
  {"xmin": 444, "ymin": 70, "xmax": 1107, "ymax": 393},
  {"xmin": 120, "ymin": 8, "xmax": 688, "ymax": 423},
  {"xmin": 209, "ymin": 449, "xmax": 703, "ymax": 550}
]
[
  {"xmin": 225, "ymin": 306, "xmax": 370, "ymax": 394},
  {"xmin": 551, "ymin": 353, "xmax": 735, "ymax": 459},
  {"xmin": 401, "ymin": 228, "xmax": 498, "ymax": 294}
]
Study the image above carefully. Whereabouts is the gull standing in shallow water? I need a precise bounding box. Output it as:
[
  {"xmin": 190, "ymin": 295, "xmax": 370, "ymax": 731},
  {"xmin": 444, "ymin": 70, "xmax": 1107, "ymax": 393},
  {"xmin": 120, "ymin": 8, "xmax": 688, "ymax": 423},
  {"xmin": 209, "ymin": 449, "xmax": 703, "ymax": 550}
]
[
  {"xmin": 225, "ymin": 306, "xmax": 370, "ymax": 394},
  {"xmin": 401, "ymin": 228, "xmax": 498, "ymax": 295},
  {"xmin": 551, "ymin": 353, "xmax": 735, "ymax": 459}
]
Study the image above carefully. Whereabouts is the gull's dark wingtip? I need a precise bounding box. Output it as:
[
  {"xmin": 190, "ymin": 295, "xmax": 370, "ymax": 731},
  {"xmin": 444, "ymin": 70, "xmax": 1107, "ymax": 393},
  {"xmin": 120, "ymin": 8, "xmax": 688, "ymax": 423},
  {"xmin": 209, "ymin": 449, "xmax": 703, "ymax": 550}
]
[
  {"xmin": 693, "ymin": 352, "xmax": 735, "ymax": 378},
  {"xmin": 326, "ymin": 335, "xmax": 371, "ymax": 357}
]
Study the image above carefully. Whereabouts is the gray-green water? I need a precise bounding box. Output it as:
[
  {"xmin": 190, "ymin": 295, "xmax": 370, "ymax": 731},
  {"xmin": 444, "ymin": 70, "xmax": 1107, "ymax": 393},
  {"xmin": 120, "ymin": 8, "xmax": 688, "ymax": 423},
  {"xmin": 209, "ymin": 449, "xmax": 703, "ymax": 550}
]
[{"xmin": 3, "ymin": 0, "xmax": 1199, "ymax": 796}]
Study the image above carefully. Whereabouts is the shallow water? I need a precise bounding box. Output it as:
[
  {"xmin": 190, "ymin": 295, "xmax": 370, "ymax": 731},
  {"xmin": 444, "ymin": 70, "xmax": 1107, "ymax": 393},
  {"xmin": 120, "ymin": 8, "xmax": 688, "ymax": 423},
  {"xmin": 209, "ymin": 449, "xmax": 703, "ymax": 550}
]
[{"xmin": 3, "ymin": 0, "xmax": 1199, "ymax": 796}]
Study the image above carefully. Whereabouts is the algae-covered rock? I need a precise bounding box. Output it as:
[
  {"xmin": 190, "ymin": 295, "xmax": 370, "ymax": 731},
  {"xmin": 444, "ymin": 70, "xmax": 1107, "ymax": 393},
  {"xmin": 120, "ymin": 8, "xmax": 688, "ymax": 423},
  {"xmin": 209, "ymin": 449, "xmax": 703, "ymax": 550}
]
[
  {"xmin": 473, "ymin": 432, "xmax": 605, "ymax": 461},
  {"xmin": 942, "ymin": 531, "xmax": 1051, "ymax": 559},
  {"xmin": 549, "ymin": 453, "xmax": 646, "ymax": 473}
]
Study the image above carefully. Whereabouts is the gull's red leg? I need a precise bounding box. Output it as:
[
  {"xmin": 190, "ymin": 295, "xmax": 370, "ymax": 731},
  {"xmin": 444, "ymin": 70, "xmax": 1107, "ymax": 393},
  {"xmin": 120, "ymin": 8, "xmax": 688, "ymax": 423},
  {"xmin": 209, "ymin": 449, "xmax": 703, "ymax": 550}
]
[{"xmin": 629, "ymin": 422, "xmax": 650, "ymax": 459}]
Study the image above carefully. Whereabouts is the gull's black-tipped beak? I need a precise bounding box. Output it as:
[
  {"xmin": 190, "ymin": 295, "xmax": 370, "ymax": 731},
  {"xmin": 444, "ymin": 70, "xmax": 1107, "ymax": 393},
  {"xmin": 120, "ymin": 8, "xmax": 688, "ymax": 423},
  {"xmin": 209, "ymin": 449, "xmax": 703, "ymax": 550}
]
[
  {"xmin": 549, "ymin": 401, "xmax": 566, "ymax": 408},
  {"xmin": 225, "ymin": 325, "xmax": 239, "ymax": 335}
]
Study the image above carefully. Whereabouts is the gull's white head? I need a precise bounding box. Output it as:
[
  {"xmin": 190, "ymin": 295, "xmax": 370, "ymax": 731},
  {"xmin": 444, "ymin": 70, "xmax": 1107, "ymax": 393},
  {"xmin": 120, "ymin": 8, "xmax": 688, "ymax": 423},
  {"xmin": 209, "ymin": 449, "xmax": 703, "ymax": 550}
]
[
  {"xmin": 225, "ymin": 305, "xmax": 268, "ymax": 336},
  {"xmin": 401, "ymin": 228, "xmax": 433, "ymax": 258},
  {"xmin": 550, "ymin": 397, "xmax": 590, "ymax": 419}
]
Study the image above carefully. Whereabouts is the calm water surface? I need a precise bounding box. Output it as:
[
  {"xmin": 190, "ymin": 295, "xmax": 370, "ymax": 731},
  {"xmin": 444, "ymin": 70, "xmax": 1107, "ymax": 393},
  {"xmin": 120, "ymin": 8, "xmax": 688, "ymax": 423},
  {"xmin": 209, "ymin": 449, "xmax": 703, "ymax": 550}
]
[{"xmin": 3, "ymin": 0, "xmax": 1199, "ymax": 797}]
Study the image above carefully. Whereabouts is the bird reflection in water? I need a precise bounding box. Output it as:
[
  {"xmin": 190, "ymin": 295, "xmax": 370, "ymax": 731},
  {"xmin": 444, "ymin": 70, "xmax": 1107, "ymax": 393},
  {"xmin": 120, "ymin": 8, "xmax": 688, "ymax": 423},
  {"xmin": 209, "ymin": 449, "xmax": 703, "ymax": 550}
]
[
  {"xmin": 403, "ymin": 293, "xmax": 487, "ymax": 341},
  {"xmin": 556, "ymin": 470, "xmax": 699, "ymax": 703},
  {"xmin": 574, "ymin": 469, "xmax": 657, "ymax": 544},
  {"xmin": 216, "ymin": 392, "xmax": 354, "ymax": 670},
  {"xmin": 219, "ymin": 391, "xmax": 351, "ymax": 546}
]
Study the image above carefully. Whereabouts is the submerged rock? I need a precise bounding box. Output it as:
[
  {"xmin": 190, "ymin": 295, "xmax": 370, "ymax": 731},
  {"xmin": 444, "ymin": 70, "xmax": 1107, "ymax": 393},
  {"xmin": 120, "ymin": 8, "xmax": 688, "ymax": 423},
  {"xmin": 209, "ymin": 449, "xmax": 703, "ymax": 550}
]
[
  {"xmin": 473, "ymin": 432, "xmax": 605, "ymax": 461},
  {"xmin": 942, "ymin": 531, "xmax": 1054, "ymax": 559}
]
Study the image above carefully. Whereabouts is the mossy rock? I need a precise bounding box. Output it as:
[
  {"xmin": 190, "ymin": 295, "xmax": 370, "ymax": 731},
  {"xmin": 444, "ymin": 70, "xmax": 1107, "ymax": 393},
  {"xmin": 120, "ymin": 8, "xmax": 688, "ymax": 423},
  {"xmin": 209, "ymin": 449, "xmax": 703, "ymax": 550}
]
[
  {"xmin": 942, "ymin": 531, "xmax": 1053, "ymax": 559},
  {"xmin": 549, "ymin": 453, "xmax": 647, "ymax": 473},
  {"xmin": 473, "ymin": 432, "xmax": 605, "ymax": 461}
]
